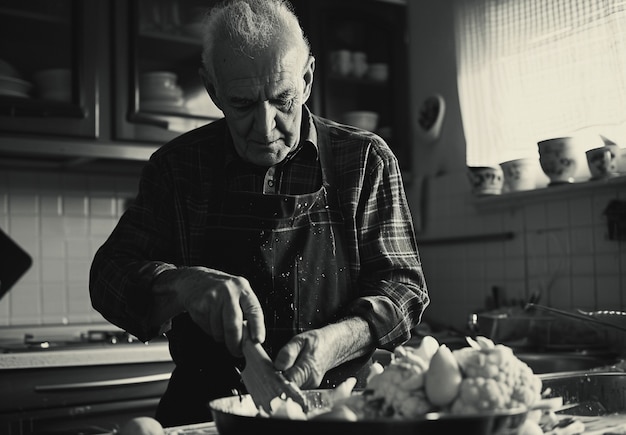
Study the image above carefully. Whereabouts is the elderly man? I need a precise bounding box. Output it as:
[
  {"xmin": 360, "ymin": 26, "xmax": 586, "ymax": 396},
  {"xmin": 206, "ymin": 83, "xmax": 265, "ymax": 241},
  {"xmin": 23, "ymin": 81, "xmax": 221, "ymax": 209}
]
[{"xmin": 90, "ymin": 0, "xmax": 428, "ymax": 427}]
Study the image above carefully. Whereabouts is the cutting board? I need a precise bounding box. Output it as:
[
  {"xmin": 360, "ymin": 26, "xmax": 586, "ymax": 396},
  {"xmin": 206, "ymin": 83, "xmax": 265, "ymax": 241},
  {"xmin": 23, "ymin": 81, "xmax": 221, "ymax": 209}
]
[{"xmin": 0, "ymin": 228, "xmax": 32, "ymax": 299}]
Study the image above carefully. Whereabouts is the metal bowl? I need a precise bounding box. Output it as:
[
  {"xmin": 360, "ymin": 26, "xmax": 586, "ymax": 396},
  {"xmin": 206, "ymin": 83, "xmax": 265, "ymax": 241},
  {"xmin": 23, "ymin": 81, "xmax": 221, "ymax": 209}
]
[{"xmin": 209, "ymin": 390, "xmax": 528, "ymax": 435}]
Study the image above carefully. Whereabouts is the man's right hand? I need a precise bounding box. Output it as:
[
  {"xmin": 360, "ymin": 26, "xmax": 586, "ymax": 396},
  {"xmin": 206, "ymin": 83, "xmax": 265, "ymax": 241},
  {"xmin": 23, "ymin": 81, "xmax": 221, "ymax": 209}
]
[{"xmin": 153, "ymin": 266, "xmax": 265, "ymax": 357}]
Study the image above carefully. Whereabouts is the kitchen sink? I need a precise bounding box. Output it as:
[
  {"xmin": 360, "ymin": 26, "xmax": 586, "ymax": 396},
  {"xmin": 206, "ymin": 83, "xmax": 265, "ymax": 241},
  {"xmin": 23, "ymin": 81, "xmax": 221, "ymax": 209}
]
[
  {"xmin": 541, "ymin": 372, "xmax": 626, "ymax": 414},
  {"xmin": 516, "ymin": 352, "xmax": 621, "ymax": 374}
]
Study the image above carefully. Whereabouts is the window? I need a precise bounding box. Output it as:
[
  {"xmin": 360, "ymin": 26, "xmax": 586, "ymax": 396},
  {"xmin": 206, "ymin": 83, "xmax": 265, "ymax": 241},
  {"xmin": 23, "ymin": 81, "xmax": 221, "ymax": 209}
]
[{"xmin": 454, "ymin": 0, "xmax": 626, "ymax": 177}]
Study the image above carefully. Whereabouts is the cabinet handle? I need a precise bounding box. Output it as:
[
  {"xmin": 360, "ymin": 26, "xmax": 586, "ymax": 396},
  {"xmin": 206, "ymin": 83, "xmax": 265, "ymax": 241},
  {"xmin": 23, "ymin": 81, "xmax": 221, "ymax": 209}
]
[{"xmin": 34, "ymin": 372, "xmax": 172, "ymax": 392}]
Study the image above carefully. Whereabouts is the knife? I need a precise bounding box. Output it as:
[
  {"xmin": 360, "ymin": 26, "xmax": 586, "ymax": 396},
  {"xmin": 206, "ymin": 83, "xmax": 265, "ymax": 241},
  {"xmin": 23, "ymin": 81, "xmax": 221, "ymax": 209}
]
[{"xmin": 239, "ymin": 327, "xmax": 309, "ymax": 415}]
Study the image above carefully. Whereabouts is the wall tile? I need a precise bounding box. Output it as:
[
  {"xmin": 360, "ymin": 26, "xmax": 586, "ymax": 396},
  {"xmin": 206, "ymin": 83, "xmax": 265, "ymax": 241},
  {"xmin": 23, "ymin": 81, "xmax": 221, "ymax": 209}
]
[
  {"xmin": 41, "ymin": 258, "xmax": 66, "ymax": 283},
  {"xmin": 64, "ymin": 196, "xmax": 88, "ymax": 216},
  {"xmin": 67, "ymin": 259, "xmax": 90, "ymax": 283},
  {"xmin": 63, "ymin": 216, "xmax": 88, "ymax": 237},
  {"xmin": 546, "ymin": 200, "xmax": 570, "ymax": 229},
  {"xmin": 66, "ymin": 239, "xmax": 91, "ymax": 259},
  {"xmin": 9, "ymin": 193, "xmax": 38, "ymax": 215},
  {"xmin": 40, "ymin": 194, "xmax": 62, "ymax": 216},
  {"xmin": 41, "ymin": 283, "xmax": 67, "ymax": 320},
  {"xmin": 570, "ymin": 226, "xmax": 594, "ymax": 254},
  {"xmin": 568, "ymin": 197, "xmax": 593, "ymax": 226},
  {"xmin": 90, "ymin": 197, "xmax": 116, "ymax": 217},
  {"xmin": 571, "ymin": 276, "xmax": 596, "ymax": 309},
  {"xmin": 525, "ymin": 203, "xmax": 546, "ymax": 230},
  {"xmin": 90, "ymin": 217, "xmax": 117, "ymax": 237}
]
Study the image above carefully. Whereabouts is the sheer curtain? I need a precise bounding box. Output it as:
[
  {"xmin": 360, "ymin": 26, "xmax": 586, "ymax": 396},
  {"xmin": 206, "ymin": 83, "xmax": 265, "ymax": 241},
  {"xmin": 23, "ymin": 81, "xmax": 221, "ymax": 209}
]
[{"xmin": 454, "ymin": 0, "xmax": 626, "ymax": 166}]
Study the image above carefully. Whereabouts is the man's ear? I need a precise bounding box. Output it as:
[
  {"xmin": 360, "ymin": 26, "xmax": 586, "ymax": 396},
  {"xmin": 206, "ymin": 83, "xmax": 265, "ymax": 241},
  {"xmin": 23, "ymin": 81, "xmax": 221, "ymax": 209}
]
[
  {"xmin": 302, "ymin": 56, "xmax": 315, "ymax": 103},
  {"xmin": 199, "ymin": 67, "xmax": 222, "ymax": 110}
]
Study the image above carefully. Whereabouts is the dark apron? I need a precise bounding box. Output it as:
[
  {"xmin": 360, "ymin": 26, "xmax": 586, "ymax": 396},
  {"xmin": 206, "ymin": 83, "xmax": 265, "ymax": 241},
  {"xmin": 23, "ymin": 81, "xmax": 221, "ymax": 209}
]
[{"xmin": 156, "ymin": 122, "xmax": 371, "ymax": 427}]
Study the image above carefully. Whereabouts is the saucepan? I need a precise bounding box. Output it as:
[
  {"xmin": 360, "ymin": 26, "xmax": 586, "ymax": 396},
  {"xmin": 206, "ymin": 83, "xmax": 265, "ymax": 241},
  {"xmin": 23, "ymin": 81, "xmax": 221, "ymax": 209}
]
[{"xmin": 209, "ymin": 390, "xmax": 528, "ymax": 435}]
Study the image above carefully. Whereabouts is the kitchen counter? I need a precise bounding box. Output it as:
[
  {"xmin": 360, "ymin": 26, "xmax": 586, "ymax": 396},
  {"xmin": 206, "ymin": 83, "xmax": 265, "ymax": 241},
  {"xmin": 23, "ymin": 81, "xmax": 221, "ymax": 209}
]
[
  {"xmin": 0, "ymin": 340, "xmax": 171, "ymax": 369},
  {"xmin": 0, "ymin": 323, "xmax": 172, "ymax": 369}
]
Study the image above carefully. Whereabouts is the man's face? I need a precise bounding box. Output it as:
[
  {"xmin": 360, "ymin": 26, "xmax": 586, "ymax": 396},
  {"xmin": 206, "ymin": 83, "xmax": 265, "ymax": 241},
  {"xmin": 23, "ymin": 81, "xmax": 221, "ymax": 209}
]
[{"xmin": 205, "ymin": 42, "xmax": 314, "ymax": 167}]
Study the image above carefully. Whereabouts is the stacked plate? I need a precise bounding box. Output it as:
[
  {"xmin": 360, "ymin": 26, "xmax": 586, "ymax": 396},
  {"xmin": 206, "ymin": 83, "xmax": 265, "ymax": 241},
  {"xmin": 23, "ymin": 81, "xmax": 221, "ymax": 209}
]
[
  {"xmin": 0, "ymin": 59, "xmax": 32, "ymax": 98},
  {"xmin": 139, "ymin": 71, "xmax": 187, "ymax": 114}
]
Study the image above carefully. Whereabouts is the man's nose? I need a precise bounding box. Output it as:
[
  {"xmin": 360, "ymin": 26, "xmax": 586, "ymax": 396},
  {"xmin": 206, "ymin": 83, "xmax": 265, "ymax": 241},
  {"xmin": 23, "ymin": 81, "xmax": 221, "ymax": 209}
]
[{"xmin": 254, "ymin": 101, "xmax": 276, "ymax": 137}]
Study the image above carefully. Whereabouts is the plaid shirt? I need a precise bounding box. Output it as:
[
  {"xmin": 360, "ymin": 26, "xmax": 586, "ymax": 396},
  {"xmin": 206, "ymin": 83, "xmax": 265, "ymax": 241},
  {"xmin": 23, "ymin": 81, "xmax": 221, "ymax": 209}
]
[{"xmin": 90, "ymin": 107, "xmax": 429, "ymax": 350}]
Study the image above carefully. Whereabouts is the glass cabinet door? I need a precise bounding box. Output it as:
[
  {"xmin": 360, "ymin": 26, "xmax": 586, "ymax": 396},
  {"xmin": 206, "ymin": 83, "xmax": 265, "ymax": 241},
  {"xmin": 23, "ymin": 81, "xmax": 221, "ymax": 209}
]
[
  {"xmin": 293, "ymin": 0, "xmax": 410, "ymax": 172},
  {"xmin": 0, "ymin": 0, "xmax": 100, "ymax": 138},
  {"xmin": 113, "ymin": 0, "xmax": 223, "ymax": 144}
]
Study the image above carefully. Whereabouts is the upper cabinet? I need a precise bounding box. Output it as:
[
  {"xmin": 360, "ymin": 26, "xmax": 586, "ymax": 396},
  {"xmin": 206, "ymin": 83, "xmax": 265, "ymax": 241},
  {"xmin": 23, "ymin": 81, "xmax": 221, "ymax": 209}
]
[
  {"xmin": 293, "ymin": 0, "xmax": 410, "ymax": 171},
  {"xmin": 0, "ymin": 0, "xmax": 103, "ymax": 138},
  {"xmin": 0, "ymin": 0, "xmax": 410, "ymax": 173},
  {"xmin": 112, "ymin": 0, "xmax": 223, "ymax": 143}
]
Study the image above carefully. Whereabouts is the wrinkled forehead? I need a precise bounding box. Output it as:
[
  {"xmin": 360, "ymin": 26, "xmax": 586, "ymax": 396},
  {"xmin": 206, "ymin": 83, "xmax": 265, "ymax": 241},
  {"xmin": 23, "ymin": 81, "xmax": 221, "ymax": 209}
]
[{"xmin": 212, "ymin": 38, "xmax": 308, "ymax": 81}]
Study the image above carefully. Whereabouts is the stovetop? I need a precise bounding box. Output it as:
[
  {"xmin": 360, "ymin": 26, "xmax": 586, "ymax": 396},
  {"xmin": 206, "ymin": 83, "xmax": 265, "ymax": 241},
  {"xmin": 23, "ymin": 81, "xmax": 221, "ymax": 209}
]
[{"xmin": 0, "ymin": 328, "xmax": 155, "ymax": 354}]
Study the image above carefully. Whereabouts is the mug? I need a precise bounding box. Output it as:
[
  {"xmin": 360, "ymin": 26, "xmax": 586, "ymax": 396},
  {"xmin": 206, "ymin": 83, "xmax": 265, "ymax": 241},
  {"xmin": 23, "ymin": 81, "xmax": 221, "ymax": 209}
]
[
  {"xmin": 467, "ymin": 166, "xmax": 504, "ymax": 196},
  {"xmin": 586, "ymin": 144, "xmax": 620, "ymax": 180},
  {"xmin": 500, "ymin": 158, "xmax": 536, "ymax": 192},
  {"xmin": 537, "ymin": 137, "xmax": 578, "ymax": 185}
]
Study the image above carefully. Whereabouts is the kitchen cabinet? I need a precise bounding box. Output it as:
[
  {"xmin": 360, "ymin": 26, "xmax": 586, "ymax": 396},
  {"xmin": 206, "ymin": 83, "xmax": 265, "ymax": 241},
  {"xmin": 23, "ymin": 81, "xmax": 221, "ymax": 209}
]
[
  {"xmin": 113, "ymin": 0, "xmax": 223, "ymax": 144},
  {"xmin": 0, "ymin": 0, "xmax": 411, "ymax": 174},
  {"xmin": 0, "ymin": 0, "xmax": 103, "ymax": 139},
  {"xmin": 292, "ymin": 0, "xmax": 411, "ymax": 171}
]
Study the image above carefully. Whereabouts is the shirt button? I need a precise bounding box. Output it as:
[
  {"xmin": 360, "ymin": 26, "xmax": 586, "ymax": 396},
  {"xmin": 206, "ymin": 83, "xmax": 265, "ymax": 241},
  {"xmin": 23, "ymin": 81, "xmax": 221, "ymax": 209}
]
[{"xmin": 268, "ymin": 180, "xmax": 275, "ymax": 187}]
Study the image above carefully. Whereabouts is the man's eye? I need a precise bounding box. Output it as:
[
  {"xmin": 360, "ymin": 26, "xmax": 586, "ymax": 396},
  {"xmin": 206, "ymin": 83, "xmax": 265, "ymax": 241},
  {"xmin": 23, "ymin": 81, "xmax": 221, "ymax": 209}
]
[
  {"xmin": 273, "ymin": 97, "xmax": 294, "ymax": 110},
  {"xmin": 231, "ymin": 99, "xmax": 254, "ymax": 109}
]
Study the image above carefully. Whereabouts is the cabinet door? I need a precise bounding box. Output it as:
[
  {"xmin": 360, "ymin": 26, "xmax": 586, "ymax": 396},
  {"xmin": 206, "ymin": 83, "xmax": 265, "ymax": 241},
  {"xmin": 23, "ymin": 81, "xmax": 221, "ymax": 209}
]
[
  {"xmin": 113, "ymin": 0, "xmax": 223, "ymax": 144},
  {"xmin": 0, "ymin": 0, "xmax": 102, "ymax": 138},
  {"xmin": 293, "ymin": 0, "xmax": 410, "ymax": 171}
]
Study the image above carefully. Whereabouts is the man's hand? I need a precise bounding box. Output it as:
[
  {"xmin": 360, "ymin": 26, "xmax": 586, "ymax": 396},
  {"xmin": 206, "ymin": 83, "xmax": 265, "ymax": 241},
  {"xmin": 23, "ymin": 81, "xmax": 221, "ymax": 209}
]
[
  {"xmin": 153, "ymin": 266, "xmax": 265, "ymax": 357},
  {"xmin": 274, "ymin": 317, "xmax": 374, "ymax": 388}
]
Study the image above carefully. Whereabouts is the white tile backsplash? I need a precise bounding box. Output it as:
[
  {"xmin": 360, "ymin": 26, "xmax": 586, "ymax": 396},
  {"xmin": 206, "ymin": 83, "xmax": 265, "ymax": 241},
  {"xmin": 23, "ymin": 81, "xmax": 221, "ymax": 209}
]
[
  {"xmin": 415, "ymin": 172, "xmax": 626, "ymax": 331},
  {"xmin": 0, "ymin": 168, "xmax": 137, "ymax": 326}
]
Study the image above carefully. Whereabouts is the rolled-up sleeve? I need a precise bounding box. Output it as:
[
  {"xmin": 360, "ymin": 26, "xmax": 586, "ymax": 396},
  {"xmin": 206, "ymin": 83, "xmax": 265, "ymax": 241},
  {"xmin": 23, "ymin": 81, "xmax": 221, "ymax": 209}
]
[{"xmin": 342, "ymin": 135, "xmax": 429, "ymax": 350}]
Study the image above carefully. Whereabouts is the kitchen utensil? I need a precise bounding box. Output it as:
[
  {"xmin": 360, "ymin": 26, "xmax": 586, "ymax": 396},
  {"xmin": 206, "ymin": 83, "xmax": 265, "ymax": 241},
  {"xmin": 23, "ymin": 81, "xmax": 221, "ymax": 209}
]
[
  {"xmin": 209, "ymin": 389, "xmax": 529, "ymax": 435},
  {"xmin": 239, "ymin": 327, "xmax": 308, "ymax": 414},
  {"xmin": 0, "ymin": 228, "xmax": 32, "ymax": 299},
  {"xmin": 525, "ymin": 303, "xmax": 626, "ymax": 333}
]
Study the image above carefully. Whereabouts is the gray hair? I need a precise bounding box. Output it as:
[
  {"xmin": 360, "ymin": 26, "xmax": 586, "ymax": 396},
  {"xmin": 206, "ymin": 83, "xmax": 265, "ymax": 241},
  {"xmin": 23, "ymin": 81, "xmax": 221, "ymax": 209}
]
[{"xmin": 200, "ymin": 0, "xmax": 311, "ymax": 84}]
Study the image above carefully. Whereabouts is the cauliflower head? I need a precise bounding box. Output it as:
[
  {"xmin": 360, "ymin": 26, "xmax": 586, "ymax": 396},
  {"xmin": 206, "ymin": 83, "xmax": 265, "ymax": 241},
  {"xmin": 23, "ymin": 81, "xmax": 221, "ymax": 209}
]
[{"xmin": 450, "ymin": 337, "xmax": 542, "ymax": 414}]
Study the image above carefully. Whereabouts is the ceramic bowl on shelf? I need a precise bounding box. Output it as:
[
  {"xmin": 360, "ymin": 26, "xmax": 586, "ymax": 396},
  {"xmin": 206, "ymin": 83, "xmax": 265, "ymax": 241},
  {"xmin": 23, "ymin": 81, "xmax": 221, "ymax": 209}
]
[
  {"xmin": 537, "ymin": 137, "xmax": 580, "ymax": 185},
  {"xmin": 586, "ymin": 144, "xmax": 620, "ymax": 180},
  {"xmin": 499, "ymin": 158, "xmax": 536, "ymax": 192},
  {"xmin": 366, "ymin": 63, "xmax": 389, "ymax": 82},
  {"xmin": 342, "ymin": 110, "xmax": 379, "ymax": 132},
  {"xmin": 0, "ymin": 76, "xmax": 32, "ymax": 98},
  {"xmin": 467, "ymin": 165, "xmax": 504, "ymax": 196},
  {"xmin": 140, "ymin": 71, "xmax": 184, "ymax": 103}
]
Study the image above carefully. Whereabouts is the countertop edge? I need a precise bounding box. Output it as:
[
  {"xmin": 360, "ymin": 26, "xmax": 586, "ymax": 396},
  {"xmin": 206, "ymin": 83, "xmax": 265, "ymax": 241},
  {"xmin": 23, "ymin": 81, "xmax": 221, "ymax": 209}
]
[{"xmin": 0, "ymin": 342, "xmax": 171, "ymax": 369}]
